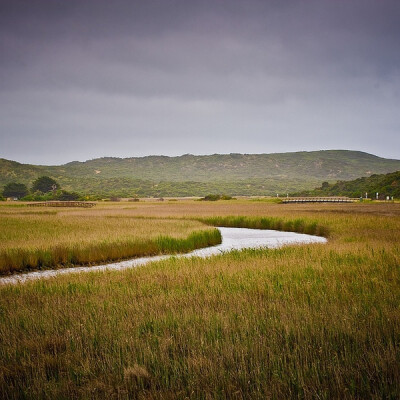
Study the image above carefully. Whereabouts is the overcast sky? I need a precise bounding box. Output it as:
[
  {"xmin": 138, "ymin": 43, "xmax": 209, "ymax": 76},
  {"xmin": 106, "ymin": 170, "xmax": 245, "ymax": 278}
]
[{"xmin": 0, "ymin": 0, "xmax": 399, "ymax": 165}]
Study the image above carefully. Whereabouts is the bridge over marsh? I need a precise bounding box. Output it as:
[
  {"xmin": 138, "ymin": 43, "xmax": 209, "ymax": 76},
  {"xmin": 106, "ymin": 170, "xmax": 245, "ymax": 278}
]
[{"xmin": 282, "ymin": 197, "xmax": 357, "ymax": 204}]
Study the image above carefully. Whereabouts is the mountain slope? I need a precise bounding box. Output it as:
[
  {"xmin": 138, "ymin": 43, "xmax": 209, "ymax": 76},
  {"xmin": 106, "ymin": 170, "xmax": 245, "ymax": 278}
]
[
  {"xmin": 294, "ymin": 170, "xmax": 400, "ymax": 199},
  {"xmin": 1, "ymin": 150, "xmax": 400, "ymax": 197},
  {"xmin": 51, "ymin": 150, "xmax": 400, "ymax": 181}
]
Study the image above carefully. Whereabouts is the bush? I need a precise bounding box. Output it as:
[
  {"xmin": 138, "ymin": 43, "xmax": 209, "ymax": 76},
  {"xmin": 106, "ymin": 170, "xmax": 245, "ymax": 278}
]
[
  {"xmin": 21, "ymin": 191, "xmax": 54, "ymax": 202},
  {"xmin": 200, "ymin": 194, "xmax": 235, "ymax": 201},
  {"xmin": 220, "ymin": 195, "xmax": 235, "ymax": 200},
  {"xmin": 55, "ymin": 190, "xmax": 80, "ymax": 201}
]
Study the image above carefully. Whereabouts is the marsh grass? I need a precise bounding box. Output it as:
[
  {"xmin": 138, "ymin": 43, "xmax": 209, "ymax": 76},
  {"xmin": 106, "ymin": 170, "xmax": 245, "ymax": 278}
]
[
  {"xmin": 0, "ymin": 206, "xmax": 220, "ymax": 274},
  {"xmin": 199, "ymin": 215, "xmax": 329, "ymax": 237},
  {"xmin": 0, "ymin": 202, "xmax": 399, "ymax": 398},
  {"xmin": 0, "ymin": 229, "xmax": 221, "ymax": 274}
]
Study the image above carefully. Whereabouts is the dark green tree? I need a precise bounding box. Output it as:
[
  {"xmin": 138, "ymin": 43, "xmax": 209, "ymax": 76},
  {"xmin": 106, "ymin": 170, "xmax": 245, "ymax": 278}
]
[
  {"xmin": 55, "ymin": 190, "xmax": 80, "ymax": 201},
  {"xmin": 3, "ymin": 182, "xmax": 28, "ymax": 199},
  {"xmin": 31, "ymin": 176, "xmax": 60, "ymax": 193},
  {"xmin": 321, "ymin": 181, "xmax": 330, "ymax": 189}
]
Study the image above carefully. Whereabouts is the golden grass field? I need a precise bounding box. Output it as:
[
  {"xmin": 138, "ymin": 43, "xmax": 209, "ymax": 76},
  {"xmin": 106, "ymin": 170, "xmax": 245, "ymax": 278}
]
[
  {"xmin": 0, "ymin": 200, "xmax": 399, "ymax": 399},
  {"xmin": 0, "ymin": 203, "xmax": 221, "ymax": 274}
]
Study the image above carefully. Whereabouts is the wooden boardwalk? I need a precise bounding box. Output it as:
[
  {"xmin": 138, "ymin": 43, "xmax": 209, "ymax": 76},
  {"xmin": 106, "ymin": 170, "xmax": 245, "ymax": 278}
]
[
  {"xmin": 27, "ymin": 201, "xmax": 96, "ymax": 208},
  {"xmin": 282, "ymin": 197, "xmax": 356, "ymax": 204}
]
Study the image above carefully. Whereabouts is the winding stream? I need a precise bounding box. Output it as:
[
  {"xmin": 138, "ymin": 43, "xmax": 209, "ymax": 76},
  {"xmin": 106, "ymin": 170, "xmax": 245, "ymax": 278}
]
[{"xmin": 0, "ymin": 227, "xmax": 327, "ymax": 285}]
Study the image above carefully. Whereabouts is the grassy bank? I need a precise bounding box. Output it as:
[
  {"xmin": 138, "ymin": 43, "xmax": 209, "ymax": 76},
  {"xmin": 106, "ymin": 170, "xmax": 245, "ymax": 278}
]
[
  {"xmin": 0, "ymin": 202, "xmax": 399, "ymax": 398},
  {"xmin": 0, "ymin": 204, "xmax": 221, "ymax": 274},
  {"xmin": 199, "ymin": 215, "xmax": 329, "ymax": 237},
  {"xmin": 0, "ymin": 229, "xmax": 221, "ymax": 275}
]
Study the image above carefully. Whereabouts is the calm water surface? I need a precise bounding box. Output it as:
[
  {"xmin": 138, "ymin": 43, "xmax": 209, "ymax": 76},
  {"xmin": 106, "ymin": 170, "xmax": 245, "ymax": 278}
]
[{"xmin": 0, "ymin": 227, "xmax": 327, "ymax": 285}]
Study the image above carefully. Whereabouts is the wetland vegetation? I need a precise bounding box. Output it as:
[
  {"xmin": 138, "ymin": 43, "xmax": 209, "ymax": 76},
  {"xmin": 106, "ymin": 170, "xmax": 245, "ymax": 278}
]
[
  {"xmin": 0, "ymin": 205, "xmax": 220, "ymax": 274},
  {"xmin": 0, "ymin": 200, "xmax": 399, "ymax": 399}
]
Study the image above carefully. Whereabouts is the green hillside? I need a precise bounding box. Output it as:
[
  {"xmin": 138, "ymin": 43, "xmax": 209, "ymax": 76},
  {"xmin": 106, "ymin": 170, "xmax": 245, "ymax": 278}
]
[
  {"xmin": 1, "ymin": 150, "xmax": 400, "ymax": 197},
  {"xmin": 294, "ymin": 170, "xmax": 400, "ymax": 199}
]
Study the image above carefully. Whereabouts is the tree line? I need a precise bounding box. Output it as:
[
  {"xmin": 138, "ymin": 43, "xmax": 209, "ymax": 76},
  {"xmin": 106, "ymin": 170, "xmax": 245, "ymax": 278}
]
[
  {"xmin": 1, "ymin": 176, "xmax": 81, "ymax": 201},
  {"xmin": 291, "ymin": 171, "xmax": 400, "ymax": 199}
]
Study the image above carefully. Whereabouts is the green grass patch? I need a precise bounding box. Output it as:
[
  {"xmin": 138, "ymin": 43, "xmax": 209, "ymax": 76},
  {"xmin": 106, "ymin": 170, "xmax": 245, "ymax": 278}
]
[
  {"xmin": 0, "ymin": 229, "xmax": 221, "ymax": 274},
  {"xmin": 199, "ymin": 215, "xmax": 329, "ymax": 237}
]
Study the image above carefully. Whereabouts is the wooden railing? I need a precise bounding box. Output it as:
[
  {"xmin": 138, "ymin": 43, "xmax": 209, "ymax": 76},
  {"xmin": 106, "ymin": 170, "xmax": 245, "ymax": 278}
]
[
  {"xmin": 282, "ymin": 197, "xmax": 357, "ymax": 204},
  {"xmin": 27, "ymin": 201, "xmax": 96, "ymax": 208}
]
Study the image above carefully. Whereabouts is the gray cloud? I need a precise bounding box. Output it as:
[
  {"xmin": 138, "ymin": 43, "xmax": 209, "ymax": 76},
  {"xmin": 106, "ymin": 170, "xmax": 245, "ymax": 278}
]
[{"xmin": 0, "ymin": 0, "xmax": 399, "ymax": 164}]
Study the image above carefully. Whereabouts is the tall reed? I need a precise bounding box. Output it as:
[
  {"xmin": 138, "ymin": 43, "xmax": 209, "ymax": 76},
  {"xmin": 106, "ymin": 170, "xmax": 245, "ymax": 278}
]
[
  {"xmin": 199, "ymin": 215, "xmax": 330, "ymax": 237},
  {"xmin": 0, "ymin": 229, "xmax": 221, "ymax": 274},
  {"xmin": 0, "ymin": 207, "xmax": 221, "ymax": 274},
  {"xmin": 0, "ymin": 202, "xmax": 399, "ymax": 399}
]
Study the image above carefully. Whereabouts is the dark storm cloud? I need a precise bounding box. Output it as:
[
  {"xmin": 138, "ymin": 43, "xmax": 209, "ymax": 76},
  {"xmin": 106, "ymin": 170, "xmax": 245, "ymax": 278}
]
[{"xmin": 0, "ymin": 0, "xmax": 399, "ymax": 164}]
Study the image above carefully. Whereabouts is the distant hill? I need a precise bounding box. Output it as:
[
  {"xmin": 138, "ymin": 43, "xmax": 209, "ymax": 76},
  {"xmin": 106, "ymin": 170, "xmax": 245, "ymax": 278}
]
[
  {"xmin": 293, "ymin": 170, "xmax": 400, "ymax": 199},
  {"xmin": 1, "ymin": 150, "xmax": 400, "ymax": 197}
]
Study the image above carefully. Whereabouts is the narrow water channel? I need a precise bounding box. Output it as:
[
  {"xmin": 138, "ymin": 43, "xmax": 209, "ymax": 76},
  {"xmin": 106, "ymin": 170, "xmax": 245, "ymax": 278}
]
[{"xmin": 0, "ymin": 227, "xmax": 327, "ymax": 285}]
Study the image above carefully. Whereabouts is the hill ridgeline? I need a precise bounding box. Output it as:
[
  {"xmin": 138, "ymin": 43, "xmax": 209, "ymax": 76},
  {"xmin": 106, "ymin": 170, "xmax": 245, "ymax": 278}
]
[{"xmin": 1, "ymin": 150, "xmax": 400, "ymax": 197}]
